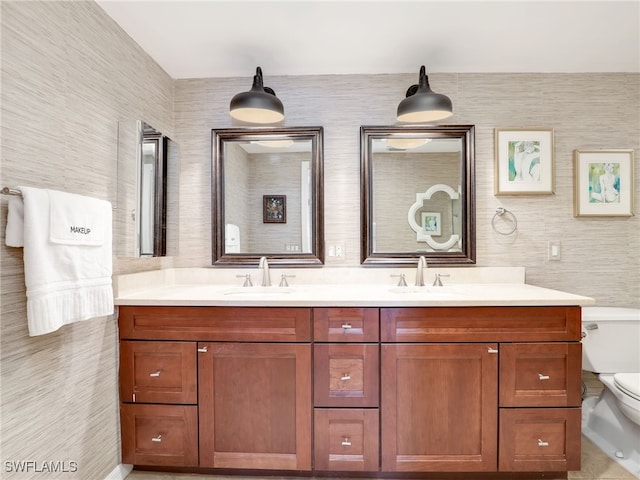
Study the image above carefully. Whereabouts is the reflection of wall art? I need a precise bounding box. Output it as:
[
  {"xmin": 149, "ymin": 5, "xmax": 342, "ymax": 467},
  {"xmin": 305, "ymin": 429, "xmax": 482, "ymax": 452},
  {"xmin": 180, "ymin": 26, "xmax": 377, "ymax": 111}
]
[
  {"xmin": 494, "ymin": 128, "xmax": 554, "ymax": 195},
  {"xmin": 263, "ymin": 195, "xmax": 286, "ymax": 223},
  {"xmin": 421, "ymin": 212, "xmax": 441, "ymax": 236},
  {"xmin": 574, "ymin": 149, "xmax": 634, "ymax": 217}
]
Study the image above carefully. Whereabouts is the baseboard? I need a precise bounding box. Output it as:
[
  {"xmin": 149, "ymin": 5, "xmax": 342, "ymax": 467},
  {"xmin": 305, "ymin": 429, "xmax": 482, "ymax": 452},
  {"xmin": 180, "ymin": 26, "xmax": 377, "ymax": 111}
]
[{"xmin": 104, "ymin": 464, "xmax": 133, "ymax": 480}]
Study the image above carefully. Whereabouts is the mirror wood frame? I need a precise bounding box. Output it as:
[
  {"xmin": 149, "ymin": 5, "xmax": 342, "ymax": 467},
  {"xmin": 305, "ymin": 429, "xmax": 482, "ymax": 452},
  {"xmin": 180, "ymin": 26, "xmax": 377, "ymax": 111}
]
[
  {"xmin": 212, "ymin": 126, "xmax": 325, "ymax": 267},
  {"xmin": 360, "ymin": 124, "xmax": 476, "ymax": 266}
]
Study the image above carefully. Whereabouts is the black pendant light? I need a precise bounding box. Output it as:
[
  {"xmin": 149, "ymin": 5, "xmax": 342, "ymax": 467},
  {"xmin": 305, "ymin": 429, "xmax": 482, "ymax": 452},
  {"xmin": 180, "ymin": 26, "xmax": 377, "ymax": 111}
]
[
  {"xmin": 397, "ymin": 65, "xmax": 452, "ymax": 122},
  {"xmin": 230, "ymin": 67, "xmax": 284, "ymax": 124}
]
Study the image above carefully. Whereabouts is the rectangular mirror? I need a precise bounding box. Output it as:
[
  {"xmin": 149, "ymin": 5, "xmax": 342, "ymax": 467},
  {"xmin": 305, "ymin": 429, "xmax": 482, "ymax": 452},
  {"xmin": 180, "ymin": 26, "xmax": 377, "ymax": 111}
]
[
  {"xmin": 212, "ymin": 126, "xmax": 324, "ymax": 266},
  {"xmin": 361, "ymin": 125, "xmax": 475, "ymax": 265},
  {"xmin": 116, "ymin": 120, "xmax": 179, "ymax": 257}
]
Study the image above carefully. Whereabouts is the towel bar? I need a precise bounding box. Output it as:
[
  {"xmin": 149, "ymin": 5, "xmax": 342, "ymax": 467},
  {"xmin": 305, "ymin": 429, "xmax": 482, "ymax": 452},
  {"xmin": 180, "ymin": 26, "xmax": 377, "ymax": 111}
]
[{"xmin": 1, "ymin": 187, "xmax": 21, "ymax": 196}]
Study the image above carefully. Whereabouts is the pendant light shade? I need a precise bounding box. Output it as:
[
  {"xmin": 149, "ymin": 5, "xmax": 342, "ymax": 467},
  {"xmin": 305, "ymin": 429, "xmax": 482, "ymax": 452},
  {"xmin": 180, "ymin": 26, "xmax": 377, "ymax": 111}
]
[
  {"xmin": 397, "ymin": 65, "xmax": 452, "ymax": 123},
  {"xmin": 230, "ymin": 67, "xmax": 284, "ymax": 124}
]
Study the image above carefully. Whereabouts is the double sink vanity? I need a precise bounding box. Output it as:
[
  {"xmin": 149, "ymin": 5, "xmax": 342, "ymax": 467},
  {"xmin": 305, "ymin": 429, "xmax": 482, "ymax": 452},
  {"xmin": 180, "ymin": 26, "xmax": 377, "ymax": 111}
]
[
  {"xmin": 115, "ymin": 266, "xmax": 594, "ymax": 479},
  {"xmin": 115, "ymin": 123, "xmax": 594, "ymax": 478}
]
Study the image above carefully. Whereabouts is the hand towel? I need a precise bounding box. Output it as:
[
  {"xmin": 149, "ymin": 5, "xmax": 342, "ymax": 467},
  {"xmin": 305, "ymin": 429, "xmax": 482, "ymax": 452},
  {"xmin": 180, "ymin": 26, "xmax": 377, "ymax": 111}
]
[
  {"xmin": 5, "ymin": 194, "xmax": 24, "ymax": 247},
  {"xmin": 7, "ymin": 186, "xmax": 114, "ymax": 336}
]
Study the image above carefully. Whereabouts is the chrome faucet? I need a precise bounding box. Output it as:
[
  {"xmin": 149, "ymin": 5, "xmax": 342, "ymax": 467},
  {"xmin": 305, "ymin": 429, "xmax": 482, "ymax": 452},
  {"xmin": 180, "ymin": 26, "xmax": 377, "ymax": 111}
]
[
  {"xmin": 259, "ymin": 256, "xmax": 271, "ymax": 287},
  {"xmin": 415, "ymin": 255, "xmax": 427, "ymax": 286}
]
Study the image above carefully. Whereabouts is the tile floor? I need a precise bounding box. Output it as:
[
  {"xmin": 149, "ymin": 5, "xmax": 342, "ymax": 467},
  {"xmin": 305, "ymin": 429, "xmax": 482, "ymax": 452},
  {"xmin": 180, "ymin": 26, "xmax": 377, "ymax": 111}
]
[{"xmin": 126, "ymin": 373, "xmax": 638, "ymax": 480}]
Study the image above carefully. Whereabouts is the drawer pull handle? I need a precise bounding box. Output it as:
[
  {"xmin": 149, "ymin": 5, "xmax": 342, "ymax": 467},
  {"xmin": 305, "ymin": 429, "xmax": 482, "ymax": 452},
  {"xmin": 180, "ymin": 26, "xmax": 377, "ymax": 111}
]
[
  {"xmin": 537, "ymin": 439, "xmax": 549, "ymax": 447},
  {"xmin": 341, "ymin": 323, "xmax": 352, "ymax": 330},
  {"xmin": 341, "ymin": 438, "xmax": 351, "ymax": 446},
  {"xmin": 197, "ymin": 346, "xmax": 208, "ymax": 353},
  {"xmin": 149, "ymin": 371, "xmax": 161, "ymax": 377},
  {"xmin": 538, "ymin": 373, "xmax": 550, "ymax": 380},
  {"xmin": 151, "ymin": 434, "xmax": 163, "ymax": 443},
  {"xmin": 341, "ymin": 374, "xmax": 351, "ymax": 381},
  {"xmin": 487, "ymin": 347, "xmax": 498, "ymax": 354}
]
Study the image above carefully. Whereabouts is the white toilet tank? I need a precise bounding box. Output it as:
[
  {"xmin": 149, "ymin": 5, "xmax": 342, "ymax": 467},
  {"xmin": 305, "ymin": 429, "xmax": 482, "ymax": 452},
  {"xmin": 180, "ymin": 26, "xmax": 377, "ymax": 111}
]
[{"xmin": 581, "ymin": 307, "xmax": 640, "ymax": 374}]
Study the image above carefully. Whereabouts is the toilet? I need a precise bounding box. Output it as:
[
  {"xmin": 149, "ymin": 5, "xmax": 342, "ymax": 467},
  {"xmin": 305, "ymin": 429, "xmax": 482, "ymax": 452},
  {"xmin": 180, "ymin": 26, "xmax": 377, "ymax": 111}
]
[{"xmin": 581, "ymin": 306, "xmax": 640, "ymax": 477}]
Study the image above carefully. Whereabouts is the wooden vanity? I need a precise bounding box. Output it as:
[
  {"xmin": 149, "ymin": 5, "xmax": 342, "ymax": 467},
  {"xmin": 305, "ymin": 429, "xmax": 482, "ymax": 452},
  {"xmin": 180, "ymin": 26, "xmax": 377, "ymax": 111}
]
[{"xmin": 118, "ymin": 303, "xmax": 582, "ymax": 478}]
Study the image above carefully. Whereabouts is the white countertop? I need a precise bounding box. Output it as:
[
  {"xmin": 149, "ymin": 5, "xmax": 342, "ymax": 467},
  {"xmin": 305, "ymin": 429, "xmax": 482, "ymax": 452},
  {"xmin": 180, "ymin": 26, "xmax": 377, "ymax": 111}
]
[{"xmin": 114, "ymin": 267, "xmax": 595, "ymax": 308}]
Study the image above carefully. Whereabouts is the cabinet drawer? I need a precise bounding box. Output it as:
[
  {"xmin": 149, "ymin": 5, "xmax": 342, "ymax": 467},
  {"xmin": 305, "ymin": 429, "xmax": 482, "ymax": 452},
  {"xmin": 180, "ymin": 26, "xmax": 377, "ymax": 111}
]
[
  {"xmin": 381, "ymin": 306, "xmax": 581, "ymax": 342},
  {"xmin": 499, "ymin": 408, "xmax": 581, "ymax": 472},
  {"xmin": 120, "ymin": 403, "xmax": 198, "ymax": 466},
  {"xmin": 314, "ymin": 344, "xmax": 379, "ymax": 407},
  {"xmin": 120, "ymin": 341, "xmax": 197, "ymax": 404},
  {"xmin": 119, "ymin": 306, "xmax": 312, "ymax": 342},
  {"xmin": 314, "ymin": 408, "xmax": 379, "ymax": 472},
  {"xmin": 500, "ymin": 343, "xmax": 582, "ymax": 407},
  {"xmin": 314, "ymin": 308, "xmax": 379, "ymax": 342}
]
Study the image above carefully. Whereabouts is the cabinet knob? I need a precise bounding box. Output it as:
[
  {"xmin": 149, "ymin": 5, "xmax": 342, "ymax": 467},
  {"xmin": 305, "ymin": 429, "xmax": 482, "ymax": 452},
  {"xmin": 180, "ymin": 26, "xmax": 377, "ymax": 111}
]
[
  {"xmin": 341, "ymin": 437, "xmax": 351, "ymax": 446},
  {"xmin": 487, "ymin": 347, "xmax": 498, "ymax": 354},
  {"xmin": 197, "ymin": 346, "xmax": 208, "ymax": 353},
  {"xmin": 341, "ymin": 373, "xmax": 351, "ymax": 381},
  {"xmin": 149, "ymin": 371, "xmax": 161, "ymax": 377},
  {"xmin": 537, "ymin": 438, "xmax": 549, "ymax": 447},
  {"xmin": 341, "ymin": 323, "xmax": 352, "ymax": 330},
  {"xmin": 151, "ymin": 434, "xmax": 163, "ymax": 443},
  {"xmin": 538, "ymin": 373, "xmax": 550, "ymax": 380}
]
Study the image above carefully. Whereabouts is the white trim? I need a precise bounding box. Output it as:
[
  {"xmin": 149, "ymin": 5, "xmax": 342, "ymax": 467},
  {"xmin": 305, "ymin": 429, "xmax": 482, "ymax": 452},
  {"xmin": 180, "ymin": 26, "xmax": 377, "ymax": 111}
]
[{"xmin": 104, "ymin": 464, "xmax": 133, "ymax": 480}]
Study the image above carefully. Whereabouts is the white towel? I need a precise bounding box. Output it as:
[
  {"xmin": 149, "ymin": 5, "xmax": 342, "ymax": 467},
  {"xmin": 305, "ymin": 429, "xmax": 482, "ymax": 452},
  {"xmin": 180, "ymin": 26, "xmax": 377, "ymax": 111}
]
[
  {"xmin": 5, "ymin": 195, "xmax": 24, "ymax": 247},
  {"xmin": 5, "ymin": 186, "xmax": 114, "ymax": 336}
]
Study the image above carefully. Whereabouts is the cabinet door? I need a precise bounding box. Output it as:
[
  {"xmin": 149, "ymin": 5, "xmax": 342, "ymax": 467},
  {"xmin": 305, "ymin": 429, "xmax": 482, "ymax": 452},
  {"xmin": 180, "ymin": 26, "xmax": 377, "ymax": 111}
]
[
  {"xmin": 381, "ymin": 343, "xmax": 498, "ymax": 472},
  {"xmin": 198, "ymin": 342, "xmax": 312, "ymax": 470},
  {"xmin": 500, "ymin": 343, "xmax": 582, "ymax": 407}
]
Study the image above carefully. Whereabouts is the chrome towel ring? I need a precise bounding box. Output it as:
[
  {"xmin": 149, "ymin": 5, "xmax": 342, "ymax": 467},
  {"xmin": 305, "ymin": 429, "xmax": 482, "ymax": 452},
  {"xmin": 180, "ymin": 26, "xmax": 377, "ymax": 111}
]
[{"xmin": 491, "ymin": 207, "xmax": 518, "ymax": 235}]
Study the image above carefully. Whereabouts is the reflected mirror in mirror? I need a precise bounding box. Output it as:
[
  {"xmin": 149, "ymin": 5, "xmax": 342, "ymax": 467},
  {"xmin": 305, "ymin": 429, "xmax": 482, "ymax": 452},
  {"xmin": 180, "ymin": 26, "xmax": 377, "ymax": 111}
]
[
  {"xmin": 361, "ymin": 125, "xmax": 475, "ymax": 265},
  {"xmin": 212, "ymin": 126, "xmax": 324, "ymax": 266},
  {"xmin": 115, "ymin": 120, "xmax": 179, "ymax": 257}
]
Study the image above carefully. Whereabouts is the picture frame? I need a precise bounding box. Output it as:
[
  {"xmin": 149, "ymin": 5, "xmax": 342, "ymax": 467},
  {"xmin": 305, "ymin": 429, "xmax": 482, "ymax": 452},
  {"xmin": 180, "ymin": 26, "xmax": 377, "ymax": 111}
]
[
  {"xmin": 421, "ymin": 212, "xmax": 441, "ymax": 236},
  {"xmin": 263, "ymin": 195, "xmax": 286, "ymax": 223},
  {"xmin": 574, "ymin": 149, "xmax": 634, "ymax": 217},
  {"xmin": 494, "ymin": 128, "xmax": 555, "ymax": 195}
]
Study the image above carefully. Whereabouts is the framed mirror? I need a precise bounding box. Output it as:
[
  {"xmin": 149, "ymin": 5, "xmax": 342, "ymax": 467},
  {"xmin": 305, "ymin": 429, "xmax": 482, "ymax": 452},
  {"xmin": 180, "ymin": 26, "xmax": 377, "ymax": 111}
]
[
  {"xmin": 212, "ymin": 126, "xmax": 324, "ymax": 266},
  {"xmin": 361, "ymin": 124, "xmax": 475, "ymax": 265},
  {"xmin": 116, "ymin": 120, "xmax": 180, "ymax": 257}
]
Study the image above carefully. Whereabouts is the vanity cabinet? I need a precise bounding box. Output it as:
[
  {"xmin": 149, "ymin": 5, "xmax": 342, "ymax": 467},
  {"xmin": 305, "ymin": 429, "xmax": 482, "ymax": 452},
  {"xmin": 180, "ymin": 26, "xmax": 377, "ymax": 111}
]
[
  {"xmin": 380, "ymin": 306, "xmax": 582, "ymax": 474},
  {"xmin": 118, "ymin": 306, "xmax": 312, "ymax": 471},
  {"xmin": 118, "ymin": 304, "xmax": 581, "ymax": 477}
]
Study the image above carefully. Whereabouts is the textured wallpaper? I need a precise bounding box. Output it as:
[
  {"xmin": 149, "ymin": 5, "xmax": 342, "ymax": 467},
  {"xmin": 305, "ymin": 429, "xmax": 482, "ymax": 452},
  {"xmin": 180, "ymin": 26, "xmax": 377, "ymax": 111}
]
[{"xmin": 0, "ymin": 2, "xmax": 173, "ymax": 479}]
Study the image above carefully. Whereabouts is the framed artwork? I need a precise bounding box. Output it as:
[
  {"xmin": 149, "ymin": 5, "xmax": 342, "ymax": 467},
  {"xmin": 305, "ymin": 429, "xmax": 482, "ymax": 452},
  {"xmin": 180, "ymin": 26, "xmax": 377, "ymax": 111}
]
[
  {"xmin": 421, "ymin": 212, "xmax": 441, "ymax": 236},
  {"xmin": 494, "ymin": 128, "xmax": 555, "ymax": 195},
  {"xmin": 263, "ymin": 195, "xmax": 286, "ymax": 223},
  {"xmin": 574, "ymin": 149, "xmax": 634, "ymax": 217}
]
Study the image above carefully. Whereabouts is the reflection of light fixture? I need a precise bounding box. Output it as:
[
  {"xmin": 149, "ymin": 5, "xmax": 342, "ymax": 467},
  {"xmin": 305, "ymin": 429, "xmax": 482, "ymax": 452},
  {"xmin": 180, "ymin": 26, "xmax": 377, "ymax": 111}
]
[
  {"xmin": 252, "ymin": 139, "xmax": 295, "ymax": 148},
  {"xmin": 397, "ymin": 65, "xmax": 453, "ymax": 123},
  {"xmin": 385, "ymin": 138, "xmax": 431, "ymax": 150},
  {"xmin": 230, "ymin": 67, "xmax": 284, "ymax": 124}
]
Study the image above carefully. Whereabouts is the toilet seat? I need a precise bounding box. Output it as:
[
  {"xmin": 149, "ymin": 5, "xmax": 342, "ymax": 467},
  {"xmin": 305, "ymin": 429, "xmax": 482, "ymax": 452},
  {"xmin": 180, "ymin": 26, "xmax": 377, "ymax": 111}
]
[{"xmin": 614, "ymin": 373, "xmax": 640, "ymax": 402}]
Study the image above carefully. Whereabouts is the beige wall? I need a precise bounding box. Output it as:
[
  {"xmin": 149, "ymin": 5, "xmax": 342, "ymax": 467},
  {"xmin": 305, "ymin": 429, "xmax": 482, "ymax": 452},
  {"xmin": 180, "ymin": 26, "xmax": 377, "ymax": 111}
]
[
  {"xmin": 174, "ymin": 73, "xmax": 639, "ymax": 306},
  {"xmin": 0, "ymin": 2, "xmax": 174, "ymax": 478},
  {"xmin": 0, "ymin": 2, "xmax": 638, "ymax": 480}
]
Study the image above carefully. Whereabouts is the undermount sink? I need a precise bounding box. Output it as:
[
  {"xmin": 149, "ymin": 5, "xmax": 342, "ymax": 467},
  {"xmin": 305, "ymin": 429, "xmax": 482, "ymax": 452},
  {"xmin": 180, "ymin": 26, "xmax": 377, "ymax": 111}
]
[
  {"xmin": 223, "ymin": 287, "xmax": 296, "ymax": 296},
  {"xmin": 387, "ymin": 286, "xmax": 462, "ymax": 297}
]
